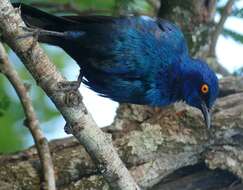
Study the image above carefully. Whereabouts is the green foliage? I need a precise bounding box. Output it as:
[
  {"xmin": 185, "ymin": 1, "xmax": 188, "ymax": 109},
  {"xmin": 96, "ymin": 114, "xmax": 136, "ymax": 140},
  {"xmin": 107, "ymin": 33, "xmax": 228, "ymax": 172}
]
[
  {"xmin": 0, "ymin": 76, "xmax": 25, "ymax": 153},
  {"xmin": 222, "ymin": 28, "xmax": 243, "ymax": 44},
  {"xmin": 17, "ymin": 0, "xmax": 153, "ymax": 16},
  {"xmin": 0, "ymin": 48, "xmax": 61, "ymax": 153},
  {"xmin": 19, "ymin": 0, "xmax": 115, "ymax": 14},
  {"xmin": 0, "ymin": 94, "xmax": 10, "ymax": 117},
  {"xmin": 0, "ymin": 118, "xmax": 25, "ymax": 153}
]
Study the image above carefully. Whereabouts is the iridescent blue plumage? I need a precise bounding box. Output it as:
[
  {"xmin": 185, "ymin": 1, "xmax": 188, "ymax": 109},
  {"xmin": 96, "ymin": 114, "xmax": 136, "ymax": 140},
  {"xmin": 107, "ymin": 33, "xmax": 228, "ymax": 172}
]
[{"xmin": 16, "ymin": 4, "xmax": 219, "ymax": 128}]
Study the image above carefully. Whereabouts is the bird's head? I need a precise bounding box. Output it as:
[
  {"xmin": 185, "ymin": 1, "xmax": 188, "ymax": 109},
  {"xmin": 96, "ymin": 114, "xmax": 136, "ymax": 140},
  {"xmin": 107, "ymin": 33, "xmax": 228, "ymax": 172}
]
[{"xmin": 182, "ymin": 59, "xmax": 219, "ymax": 128}]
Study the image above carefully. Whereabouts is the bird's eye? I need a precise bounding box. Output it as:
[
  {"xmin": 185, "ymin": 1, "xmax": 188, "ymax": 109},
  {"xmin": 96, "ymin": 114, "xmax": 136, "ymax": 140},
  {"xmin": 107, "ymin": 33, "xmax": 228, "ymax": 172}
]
[{"xmin": 201, "ymin": 84, "xmax": 209, "ymax": 94}]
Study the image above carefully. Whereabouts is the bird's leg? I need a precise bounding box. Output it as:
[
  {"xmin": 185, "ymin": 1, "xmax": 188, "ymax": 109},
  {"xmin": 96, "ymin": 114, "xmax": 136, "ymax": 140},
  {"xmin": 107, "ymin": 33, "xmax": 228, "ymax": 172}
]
[
  {"xmin": 16, "ymin": 26, "xmax": 70, "ymax": 50},
  {"xmin": 17, "ymin": 25, "xmax": 85, "ymax": 42},
  {"xmin": 57, "ymin": 69, "xmax": 84, "ymax": 92},
  {"xmin": 17, "ymin": 26, "xmax": 84, "ymax": 92},
  {"xmin": 64, "ymin": 123, "xmax": 73, "ymax": 134},
  {"xmin": 17, "ymin": 25, "xmax": 69, "ymax": 40}
]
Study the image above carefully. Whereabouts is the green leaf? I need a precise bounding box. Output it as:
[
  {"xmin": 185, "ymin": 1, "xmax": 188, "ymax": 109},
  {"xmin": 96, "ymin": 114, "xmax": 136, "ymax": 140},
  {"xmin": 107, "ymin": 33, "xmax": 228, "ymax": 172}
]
[
  {"xmin": 222, "ymin": 28, "xmax": 243, "ymax": 44},
  {"xmin": 20, "ymin": 0, "xmax": 115, "ymax": 14},
  {"xmin": 0, "ymin": 96, "xmax": 10, "ymax": 111}
]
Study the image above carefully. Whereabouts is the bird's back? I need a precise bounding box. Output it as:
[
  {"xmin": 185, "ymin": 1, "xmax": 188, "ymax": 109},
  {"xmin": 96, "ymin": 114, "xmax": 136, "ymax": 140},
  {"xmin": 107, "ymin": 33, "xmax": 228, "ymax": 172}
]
[
  {"xmin": 17, "ymin": 3, "xmax": 188, "ymax": 106},
  {"xmin": 63, "ymin": 16, "xmax": 186, "ymax": 105}
]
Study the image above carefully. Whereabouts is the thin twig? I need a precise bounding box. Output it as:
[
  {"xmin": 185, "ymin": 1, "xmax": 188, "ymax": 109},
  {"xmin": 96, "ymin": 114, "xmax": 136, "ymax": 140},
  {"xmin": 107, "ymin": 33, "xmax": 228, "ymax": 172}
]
[
  {"xmin": 0, "ymin": 43, "xmax": 56, "ymax": 190},
  {"xmin": 209, "ymin": 0, "xmax": 235, "ymax": 56},
  {"xmin": 0, "ymin": 1, "xmax": 139, "ymax": 189}
]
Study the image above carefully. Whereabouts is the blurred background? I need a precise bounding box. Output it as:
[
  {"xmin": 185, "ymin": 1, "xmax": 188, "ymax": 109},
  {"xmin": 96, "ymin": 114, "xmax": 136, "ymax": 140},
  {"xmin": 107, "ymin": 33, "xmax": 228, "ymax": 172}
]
[{"xmin": 0, "ymin": 0, "xmax": 242, "ymax": 153}]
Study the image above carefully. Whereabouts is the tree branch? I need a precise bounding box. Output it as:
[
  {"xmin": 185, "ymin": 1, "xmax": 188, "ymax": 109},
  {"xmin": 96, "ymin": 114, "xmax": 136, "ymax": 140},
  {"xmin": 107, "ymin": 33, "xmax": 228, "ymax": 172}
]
[
  {"xmin": 219, "ymin": 76, "xmax": 243, "ymax": 97},
  {"xmin": 0, "ymin": 42, "xmax": 56, "ymax": 190},
  {"xmin": 0, "ymin": 1, "xmax": 138, "ymax": 190},
  {"xmin": 0, "ymin": 77, "xmax": 243, "ymax": 189},
  {"xmin": 209, "ymin": 0, "xmax": 235, "ymax": 56}
]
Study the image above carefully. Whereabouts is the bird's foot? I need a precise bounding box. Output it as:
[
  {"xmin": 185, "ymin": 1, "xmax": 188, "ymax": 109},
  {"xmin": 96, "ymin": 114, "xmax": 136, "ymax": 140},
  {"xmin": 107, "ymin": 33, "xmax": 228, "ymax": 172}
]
[
  {"xmin": 17, "ymin": 26, "xmax": 39, "ymax": 40},
  {"xmin": 64, "ymin": 123, "xmax": 73, "ymax": 134},
  {"xmin": 17, "ymin": 26, "xmax": 68, "ymax": 41},
  {"xmin": 57, "ymin": 81, "xmax": 81, "ymax": 92},
  {"xmin": 57, "ymin": 70, "xmax": 83, "ymax": 92},
  {"xmin": 16, "ymin": 26, "xmax": 45, "ymax": 49}
]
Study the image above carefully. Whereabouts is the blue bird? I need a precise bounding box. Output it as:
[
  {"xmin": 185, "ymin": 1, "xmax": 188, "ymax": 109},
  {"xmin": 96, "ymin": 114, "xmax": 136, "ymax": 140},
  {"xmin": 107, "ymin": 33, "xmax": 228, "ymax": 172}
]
[{"xmin": 15, "ymin": 4, "xmax": 219, "ymax": 128}]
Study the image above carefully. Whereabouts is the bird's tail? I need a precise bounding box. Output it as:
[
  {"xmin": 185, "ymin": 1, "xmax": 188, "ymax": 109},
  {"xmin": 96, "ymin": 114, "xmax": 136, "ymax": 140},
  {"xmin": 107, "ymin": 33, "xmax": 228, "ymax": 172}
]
[
  {"xmin": 12, "ymin": 3, "xmax": 84, "ymax": 46},
  {"xmin": 13, "ymin": 3, "xmax": 75, "ymax": 32}
]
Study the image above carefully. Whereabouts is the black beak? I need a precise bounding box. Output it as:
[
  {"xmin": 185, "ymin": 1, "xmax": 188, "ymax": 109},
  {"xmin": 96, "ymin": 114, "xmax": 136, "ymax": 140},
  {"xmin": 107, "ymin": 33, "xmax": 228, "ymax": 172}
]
[{"xmin": 201, "ymin": 101, "xmax": 211, "ymax": 129}]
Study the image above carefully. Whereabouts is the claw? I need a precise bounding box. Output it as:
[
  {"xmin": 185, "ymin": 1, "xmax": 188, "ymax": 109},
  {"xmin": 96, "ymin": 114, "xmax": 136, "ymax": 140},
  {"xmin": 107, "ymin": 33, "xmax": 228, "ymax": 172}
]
[
  {"xmin": 57, "ymin": 69, "xmax": 84, "ymax": 91},
  {"xmin": 17, "ymin": 26, "xmax": 68, "ymax": 40},
  {"xmin": 57, "ymin": 81, "xmax": 81, "ymax": 91},
  {"xmin": 64, "ymin": 123, "xmax": 72, "ymax": 134}
]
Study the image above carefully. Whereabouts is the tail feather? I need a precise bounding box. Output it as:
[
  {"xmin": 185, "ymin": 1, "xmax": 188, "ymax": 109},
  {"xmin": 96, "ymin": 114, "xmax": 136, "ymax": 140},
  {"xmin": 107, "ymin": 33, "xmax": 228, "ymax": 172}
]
[
  {"xmin": 12, "ymin": 3, "xmax": 85, "ymax": 46},
  {"xmin": 13, "ymin": 3, "xmax": 77, "ymax": 32}
]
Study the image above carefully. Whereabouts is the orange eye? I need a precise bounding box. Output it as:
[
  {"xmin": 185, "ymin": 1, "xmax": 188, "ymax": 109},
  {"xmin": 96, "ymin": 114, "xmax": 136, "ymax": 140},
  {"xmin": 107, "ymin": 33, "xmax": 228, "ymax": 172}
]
[{"xmin": 201, "ymin": 84, "xmax": 209, "ymax": 94}]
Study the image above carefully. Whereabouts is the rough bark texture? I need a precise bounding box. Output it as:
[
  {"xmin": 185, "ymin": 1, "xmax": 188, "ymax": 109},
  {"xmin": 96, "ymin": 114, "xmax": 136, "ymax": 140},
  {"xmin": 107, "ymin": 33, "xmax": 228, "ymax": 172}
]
[
  {"xmin": 0, "ymin": 77, "xmax": 242, "ymax": 190},
  {"xmin": 0, "ymin": 0, "xmax": 242, "ymax": 190},
  {"xmin": 0, "ymin": 1, "xmax": 138, "ymax": 189}
]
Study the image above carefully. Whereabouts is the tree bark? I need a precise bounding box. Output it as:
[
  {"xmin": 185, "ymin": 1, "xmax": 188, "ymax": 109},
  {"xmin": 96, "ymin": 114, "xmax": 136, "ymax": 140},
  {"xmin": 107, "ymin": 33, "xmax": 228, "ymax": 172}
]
[
  {"xmin": 0, "ymin": 77, "xmax": 242, "ymax": 189},
  {"xmin": 0, "ymin": 1, "xmax": 139, "ymax": 189},
  {"xmin": 0, "ymin": 1, "xmax": 241, "ymax": 190}
]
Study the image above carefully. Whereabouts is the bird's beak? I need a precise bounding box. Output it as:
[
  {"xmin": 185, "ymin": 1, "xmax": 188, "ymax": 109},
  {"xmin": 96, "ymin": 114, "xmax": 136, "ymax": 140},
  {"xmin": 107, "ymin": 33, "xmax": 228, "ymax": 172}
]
[{"xmin": 201, "ymin": 101, "xmax": 211, "ymax": 129}]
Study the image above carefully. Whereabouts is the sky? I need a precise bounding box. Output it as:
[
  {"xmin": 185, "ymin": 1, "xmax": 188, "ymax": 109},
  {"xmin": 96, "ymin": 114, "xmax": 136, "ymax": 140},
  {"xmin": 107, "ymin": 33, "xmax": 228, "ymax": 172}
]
[
  {"xmin": 216, "ymin": 19, "xmax": 243, "ymax": 72},
  {"xmin": 216, "ymin": 0, "xmax": 243, "ymax": 72}
]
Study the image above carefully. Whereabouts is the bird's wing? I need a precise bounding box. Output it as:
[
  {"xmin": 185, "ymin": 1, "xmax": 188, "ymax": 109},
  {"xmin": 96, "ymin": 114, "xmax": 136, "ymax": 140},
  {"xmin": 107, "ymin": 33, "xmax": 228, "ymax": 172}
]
[
  {"xmin": 59, "ymin": 16, "xmax": 189, "ymax": 79},
  {"xmin": 15, "ymin": 3, "xmax": 188, "ymax": 77},
  {"xmin": 62, "ymin": 15, "xmax": 118, "ymax": 24},
  {"xmin": 72, "ymin": 17, "xmax": 188, "ymax": 105},
  {"xmin": 14, "ymin": 4, "xmax": 188, "ymax": 105},
  {"xmin": 155, "ymin": 19, "xmax": 189, "ymax": 58}
]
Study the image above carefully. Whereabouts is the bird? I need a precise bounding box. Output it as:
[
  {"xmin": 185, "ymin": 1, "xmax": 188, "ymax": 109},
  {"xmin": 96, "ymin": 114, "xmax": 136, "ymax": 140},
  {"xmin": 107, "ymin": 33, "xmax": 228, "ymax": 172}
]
[{"xmin": 13, "ymin": 3, "xmax": 219, "ymax": 128}]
